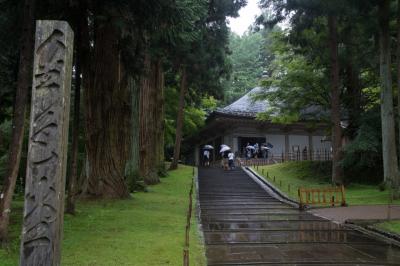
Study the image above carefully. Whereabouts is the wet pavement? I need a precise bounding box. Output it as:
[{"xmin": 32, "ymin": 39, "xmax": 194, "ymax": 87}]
[{"xmin": 198, "ymin": 167, "xmax": 400, "ymax": 265}]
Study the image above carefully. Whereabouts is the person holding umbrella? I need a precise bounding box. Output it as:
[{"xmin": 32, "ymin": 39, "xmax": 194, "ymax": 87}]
[
  {"xmin": 203, "ymin": 145, "xmax": 213, "ymax": 166},
  {"xmin": 220, "ymin": 144, "xmax": 231, "ymax": 170}
]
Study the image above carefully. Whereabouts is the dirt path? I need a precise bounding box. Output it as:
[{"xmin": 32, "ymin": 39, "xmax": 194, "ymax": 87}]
[{"xmin": 198, "ymin": 167, "xmax": 400, "ymax": 265}]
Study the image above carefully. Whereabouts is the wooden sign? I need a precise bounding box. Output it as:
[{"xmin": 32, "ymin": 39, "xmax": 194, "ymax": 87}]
[{"xmin": 20, "ymin": 20, "xmax": 73, "ymax": 266}]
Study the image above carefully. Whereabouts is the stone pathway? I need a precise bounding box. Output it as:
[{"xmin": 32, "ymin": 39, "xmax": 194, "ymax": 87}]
[
  {"xmin": 198, "ymin": 167, "xmax": 400, "ymax": 265},
  {"xmin": 310, "ymin": 205, "xmax": 400, "ymax": 223}
]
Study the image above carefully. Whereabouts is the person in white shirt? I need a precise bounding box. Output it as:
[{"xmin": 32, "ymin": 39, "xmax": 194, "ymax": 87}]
[
  {"xmin": 228, "ymin": 152, "xmax": 235, "ymax": 170},
  {"xmin": 203, "ymin": 149, "xmax": 210, "ymax": 166}
]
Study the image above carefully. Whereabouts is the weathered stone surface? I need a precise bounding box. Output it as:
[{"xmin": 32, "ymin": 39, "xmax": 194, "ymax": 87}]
[{"xmin": 20, "ymin": 20, "xmax": 73, "ymax": 266}]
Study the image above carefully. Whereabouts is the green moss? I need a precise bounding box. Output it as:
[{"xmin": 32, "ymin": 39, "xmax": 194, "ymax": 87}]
[
  {"xmin": 254, "ymin": 162, "xmax": 400, "ymax": 205},
  {"xmin": 374, "ymin": 220, "xmax": 400, "ymax": 235},
  {"xmin": 0, "ymin": 165, "xmax": 206, "ymax": 266}
]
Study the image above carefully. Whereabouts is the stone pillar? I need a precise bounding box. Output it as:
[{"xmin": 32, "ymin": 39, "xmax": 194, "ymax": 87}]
[{"xmin": 20, "ymin": 21, "xmax": 73, "ymax": 266}]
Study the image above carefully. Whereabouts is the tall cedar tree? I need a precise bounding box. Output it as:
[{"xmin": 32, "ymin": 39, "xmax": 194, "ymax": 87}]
[
  {"xmin": 328, "ymin": 15, "xmax": 343, "ymax": 184},
  {"xmin": 84, "ymin": 6, "xmax": 130, "ymax": 198},
  {"xmin": 0, "ymin": 0, "xmax": 36, "ymax": 241},
  {"xmin": 378, "ymin": 0, "xmax": 399, "ymax": 187},
  {"xmin": 170, "ymin": 66, "xmax": 187, "ymax": 170},
  {"xmin": 66, "ymin": 0, "xmax": 89, "ymax": 213}
]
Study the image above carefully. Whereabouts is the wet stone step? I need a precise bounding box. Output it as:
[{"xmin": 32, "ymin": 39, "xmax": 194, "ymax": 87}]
[
  {"xmin": 201, "ymin": 208, "xmax": 300, "ymax": 214},
  {"xmin": 204, "ymin": 230, "xmax": 379, "ymax": 244},
  {"xmin": 200, "ymin": 205, "xmax": 293, "ymax": 210},
  {"xmin": 203, "ymin": 220, "xmax": 343, "ymax": 231},
  {"xmin": 201, "ymin": 214, "xmax": 322, "ymax": 222},
  {"xmin": 206, "ymin": 243, "xmax": 400, "ymax": 265},
  {"xmin": 198, "ymin": 167, "xmax": 400, "ymax": 265}
]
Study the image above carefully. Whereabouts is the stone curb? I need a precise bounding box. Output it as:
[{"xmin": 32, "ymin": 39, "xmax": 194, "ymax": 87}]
[{"xmin": 243, "ymin": 166, "xmax": 301, "ymax": 208}]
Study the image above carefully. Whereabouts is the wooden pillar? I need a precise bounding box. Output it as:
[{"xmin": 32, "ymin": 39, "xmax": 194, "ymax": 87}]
[
  {"xmin": 285, "ymin": 133, "xmax": 289, "ymax": 161},
  {"xmin": 308, "ymin": 134, "xmax": 313, "ymax": 161},
  {"xmin": 212, "ymin": 139, "xmax": 216, "ymax": 162},
  {"xmin": 194, "ymin": 146, "xmax": 200, "ymax": 166},
  {"xmin": 20, "ymin": 21, "xmax": 73, "ymax": 266}
]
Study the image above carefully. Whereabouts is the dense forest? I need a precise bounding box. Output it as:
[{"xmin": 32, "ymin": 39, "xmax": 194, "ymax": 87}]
[
  {"xmin": 1, "ymin": 0, "xmax": 400, "ymax": 248},
  {"xmin": 0, "ymin": 0, "xmax": 247, "ymax": 241}
]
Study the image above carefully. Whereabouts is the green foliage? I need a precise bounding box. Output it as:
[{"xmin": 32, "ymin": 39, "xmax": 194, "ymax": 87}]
[
  {"xmin": 164, "ymin": 86, "xmax": 209, "ymax": 149},
  {"xmin": 0, "ymin": 165, "xmax": 206, "ymax": 266},
  {"xmin": 255, "ymin": 29, "xmax": 329, "ymax": 122},
  {"xmin": 341, "ymin": 108, "xmax": 383, "ymax": 183},
  {"xmin": 223, "ymin": 31, "xmax": 265, "ymax": 103},
  {"xmin": 0, "ymin": 119, "xmax": 12, "ymax": 183}
]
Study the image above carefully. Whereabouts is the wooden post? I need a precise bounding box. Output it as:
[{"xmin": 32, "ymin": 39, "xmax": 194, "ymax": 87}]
[{"xmin": 20, "ymin": 21, "xmax": 73, "ymax": 266}]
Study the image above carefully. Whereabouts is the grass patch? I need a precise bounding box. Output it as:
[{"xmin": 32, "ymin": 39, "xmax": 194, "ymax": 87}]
[
  {"xmin": 0, "ymin": 165, "xmax": 206, "ymax": 266},
  {"xmin": 253, "ymin": 161, "xmax": 400, "ymax": 205},
  {"xmin": 374, "ymin": 220, "xmax": 400, "ymax": 235}
]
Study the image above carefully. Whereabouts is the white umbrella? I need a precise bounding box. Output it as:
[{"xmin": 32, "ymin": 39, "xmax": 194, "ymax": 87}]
[
  {"xmin": 203, "ymin": 145, "xmax": 214, "ymax": 150},
  {"xmin": 246, "ymin": 145, "xmax": 255, "ymax": 150},
  {"xmin": 220, "ymin": 146, "xmax": 231, "ymax": 153}
]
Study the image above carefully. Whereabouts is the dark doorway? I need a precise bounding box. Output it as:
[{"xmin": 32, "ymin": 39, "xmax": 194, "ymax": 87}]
[{"xmin": 238, "ymin": 137, "xmax": 266, "ymax": 157}]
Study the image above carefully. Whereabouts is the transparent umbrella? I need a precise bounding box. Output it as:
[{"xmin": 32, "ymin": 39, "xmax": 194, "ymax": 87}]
[{"xmin": 220, "ymin": 145, "xmax": 231, "ymax": 153}]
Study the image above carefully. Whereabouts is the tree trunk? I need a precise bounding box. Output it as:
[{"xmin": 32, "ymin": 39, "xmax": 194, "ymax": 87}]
[
  {"xmin": 66, "ymin": 4, "xmax": 87, "ymax": 214},
  {"xmin": 328, "ymin": 15, "xmax": 343, "ymax": 185},
  {"xmin": 0, "ymin": 0, "xmax": 36, "ymax": 241},
  {"xmin": 397, "ymin": 0, "xmax": 400, "ymax": 169},
  {"xmin": 379, "ymin": 0, "xmax": 400, "ymax": 187},
  {"xmin": 169, "ymin": 66, "xmax": 187, "ymax": 170},
  {"xmin": 155, "ymin": 59, "xmax": 165, "ymax": 173},
  {"xmin": 84, "ymin": 17, "xmax": 130, "ymax": 198},
  {"xmin": 139, "ymin": 54, "xmax": 159, "ymax": 184},
  {"xmin": 126, "ymin": 76, "xmax": 140, "ymax": 191}
]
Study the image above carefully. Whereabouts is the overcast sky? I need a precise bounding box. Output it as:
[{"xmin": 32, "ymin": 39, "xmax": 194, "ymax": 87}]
[{"xmin": 228, "ymin": 0, "xmax": 261, "ymax": 36}]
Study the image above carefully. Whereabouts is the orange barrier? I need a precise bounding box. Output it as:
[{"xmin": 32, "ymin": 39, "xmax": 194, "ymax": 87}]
[{"xmin": 298, "ymin": 186, "xmax": 346, "ymax": 210}]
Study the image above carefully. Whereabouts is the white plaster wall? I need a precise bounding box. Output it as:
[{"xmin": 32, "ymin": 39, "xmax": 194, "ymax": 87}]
[
  {"xmin": 265, "ymin": 134, "xmax": 285, "ymax": 156},
  {"xmin": 312, "ymin": 136, "xmax": 331, "ymax": 151},
  {"xmin": 289, "ymin": 135, "xmax": 308, "ymax": 152},
  {"xmin": 232, "ymin": 137, "xmax": 238, "ymax": 153}
]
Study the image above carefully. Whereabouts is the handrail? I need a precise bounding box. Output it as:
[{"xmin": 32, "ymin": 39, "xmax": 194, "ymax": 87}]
[{"xmin": 298, "ymin": 185, "xmax": 346, "ymax": 210}]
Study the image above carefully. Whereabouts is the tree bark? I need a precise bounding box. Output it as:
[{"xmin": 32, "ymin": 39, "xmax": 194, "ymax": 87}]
[
  {"xmin": 66, "ymin": 3, "xmax": 87, "ymax": 214},
  {"xmin": 397, "ymin": 0, "xmax": 400, "ymax": 170},
  {"xmin": 328, "ymin": 15, "xmax": 343, "ymax": 185},
  {"xmin": 155, "ymin": 59, "xmax": 165, "ymax": 173},
  {"xmin": 126, "ymin": 76, "xmax": 140, "ymax": 190},
  {"xmin": 169, "ymin": 66, "xmax": 187, "ymax": 170},
  {"xmin": 0, "ymin": 0, "xmax": 36, "ymax": 241},
  {"xmin": 139, "ymin": 54, "xmax": 160, "ymax": 184},
  {"xmin": 379, "ymin": 0, "xmax": 400, "ymax": 187},
  {"xmin": 84, "ymin": 15, "xmax": 130, "ymax": 198}
]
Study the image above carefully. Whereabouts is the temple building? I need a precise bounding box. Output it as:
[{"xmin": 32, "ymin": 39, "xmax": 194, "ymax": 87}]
[{"xmin": 189, "ymin": 87, "xmax": 332, "ymax": 165}]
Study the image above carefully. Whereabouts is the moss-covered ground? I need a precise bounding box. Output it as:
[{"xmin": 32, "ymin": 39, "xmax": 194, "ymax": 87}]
[
  {"xmin": 253, "ymin": 161, "xmax": 400, "ymax": 205},
  {"xmin": 374, "ymin": 220, "xmax": 400, "ymax": 235},
  {"xmin": 0, "ymin": 165, "xmax": 206, "ymax": 266}
]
